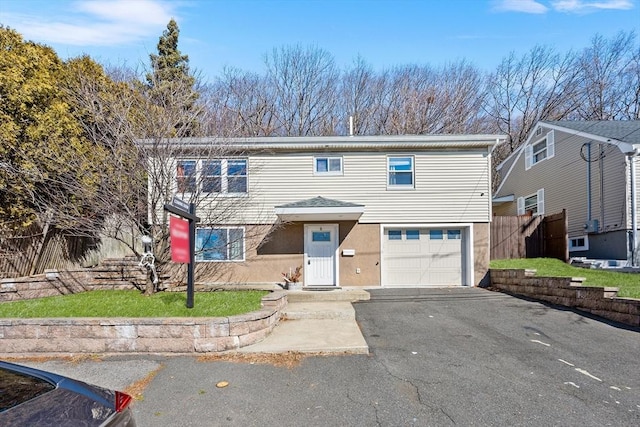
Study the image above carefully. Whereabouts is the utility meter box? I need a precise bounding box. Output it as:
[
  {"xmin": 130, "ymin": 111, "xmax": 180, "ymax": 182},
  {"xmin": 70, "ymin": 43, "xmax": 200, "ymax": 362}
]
[{"xmin": 584, "ymin": 219, "xmax": 599, "ymax": 233}]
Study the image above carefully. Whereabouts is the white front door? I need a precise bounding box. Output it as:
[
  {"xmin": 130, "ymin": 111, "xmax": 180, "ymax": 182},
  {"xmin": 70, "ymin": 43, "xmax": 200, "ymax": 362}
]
[{"xmin": 304, "ymin": 224, "xmax": 338, "ymax": 286}]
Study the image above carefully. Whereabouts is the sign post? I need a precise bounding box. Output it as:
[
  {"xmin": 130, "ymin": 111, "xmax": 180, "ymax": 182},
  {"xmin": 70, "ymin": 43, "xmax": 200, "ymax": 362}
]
[{"xmin": 164, "ymin": 197, "xmax": 200, "ymax": 308}]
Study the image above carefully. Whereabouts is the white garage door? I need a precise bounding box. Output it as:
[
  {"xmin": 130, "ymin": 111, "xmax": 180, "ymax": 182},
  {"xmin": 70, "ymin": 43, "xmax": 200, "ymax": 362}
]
[{"xmin": 383, "ymin": 228, "xmax": 463, "ymax": 286}]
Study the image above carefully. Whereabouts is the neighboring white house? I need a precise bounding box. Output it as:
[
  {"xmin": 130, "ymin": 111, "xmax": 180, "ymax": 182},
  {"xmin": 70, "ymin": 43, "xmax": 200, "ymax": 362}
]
[
  {"xmin": 144, "ymin": 134, "xmax": 504, "ymax": 288},
  {"xmin": 493, "ymin": 120, "xmax": 640, "ymax": 266}
]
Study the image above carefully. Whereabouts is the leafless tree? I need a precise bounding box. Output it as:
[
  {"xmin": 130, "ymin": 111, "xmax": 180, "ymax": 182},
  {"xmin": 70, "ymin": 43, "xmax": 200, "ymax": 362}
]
[
  {"xmin": 575, "ymin": 31, "xmax": 638, "ymax": 120},
  {"xmin": 203, "ymin": 67, "xmax": 276, "ymax": 136},
  {"xmin": 484, "ymin": 45, "xmax": 582, "ymax": 156},
  {"xmin": 264, "ymin": 45, "xmax": 340, "ymax": 136},
  {"xmin": 339, "ymin": 56, "xmax": 380, "ymax": 135}
]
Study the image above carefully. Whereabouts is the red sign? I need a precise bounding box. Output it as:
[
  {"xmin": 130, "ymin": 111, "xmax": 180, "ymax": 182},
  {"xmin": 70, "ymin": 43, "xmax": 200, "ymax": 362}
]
[{"xmin": 169, "ymin": 216, "xmax": 190, "ymax": 263}]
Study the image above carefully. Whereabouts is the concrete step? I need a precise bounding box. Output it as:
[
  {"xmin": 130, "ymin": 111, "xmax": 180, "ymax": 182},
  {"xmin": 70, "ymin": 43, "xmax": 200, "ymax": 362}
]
[
  {"xmin": 282, "ymin": 302, "xmax": 356, "ymax": 320},
  {"xmin": 286, "ymin": 288, "xmax": 370, "ymax": 303}
]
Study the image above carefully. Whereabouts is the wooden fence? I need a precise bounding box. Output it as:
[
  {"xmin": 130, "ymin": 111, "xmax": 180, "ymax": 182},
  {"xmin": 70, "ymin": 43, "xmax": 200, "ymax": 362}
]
[
  {"xmin": 0, "ymin": 225, "xmax": 131, "ymax": 279},
  {"xmin": 491, "ymin": 210, "xmax": 568, "ymax": 261}
]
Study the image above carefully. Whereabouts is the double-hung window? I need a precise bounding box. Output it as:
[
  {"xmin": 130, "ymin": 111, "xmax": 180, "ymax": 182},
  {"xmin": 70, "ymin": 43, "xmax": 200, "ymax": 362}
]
[
  {"xmin": 196, "ymin": 227, "xmax": 244, "ymax": 261},
  {"xmin": 176, "ymin": 159, "xmax": 247, "ymax": 194},
  {"xmin": 176, "ymin": 160, "xmax": 197, "ymax": 193},
  {"xmin": 388, "ymin": 156, "xmax": 414, "ymax": 188},
  {"xmin": 314, "ymin": 156, "xmax": 343, "ymax": 175},
  {"xmin": 525, "ymin": 131, "xmax": 555, "ymax": 170},
  {"xmin": 517, "ymin": 189, "xmax": 545, "ymax": 216}
]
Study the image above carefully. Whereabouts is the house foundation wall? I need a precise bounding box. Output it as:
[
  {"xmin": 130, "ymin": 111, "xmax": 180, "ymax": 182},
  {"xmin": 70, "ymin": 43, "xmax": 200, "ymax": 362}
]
[
  {"xmin": 198, "ymin": 222, "xmax": 491, "ymax": 287},
  {"xmin": 473, "ymin": 223, "xmax": 490, "ymax": 286}
]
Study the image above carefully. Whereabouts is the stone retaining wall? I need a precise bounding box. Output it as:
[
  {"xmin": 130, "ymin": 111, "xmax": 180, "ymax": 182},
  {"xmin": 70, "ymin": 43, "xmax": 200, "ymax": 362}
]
[
  {"xmin": 490, "ymin": 269, "xmax": 640, "ymax": 327},
  {"xmin": 0, "ymin": 291, "xmax": 286, "ymax": 355},
  {"xmin": 0, "ymin": 257, "xmax": 148, "ymax": 302}
]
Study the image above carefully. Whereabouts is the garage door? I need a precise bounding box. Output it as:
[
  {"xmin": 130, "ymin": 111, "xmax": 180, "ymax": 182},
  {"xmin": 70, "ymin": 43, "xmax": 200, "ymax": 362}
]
[{"xmin": 383, "ymin": 228, "xmax": 463, "ymax": 286}]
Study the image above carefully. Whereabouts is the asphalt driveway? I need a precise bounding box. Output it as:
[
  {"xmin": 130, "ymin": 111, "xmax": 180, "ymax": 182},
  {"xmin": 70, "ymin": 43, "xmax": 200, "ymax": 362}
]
[
  {"xmin": 355, "ymin": 287, "xmax": 640, "ymax": 426},
  {"xmin": 19, "ymin": 287, "xmax": 640, "ymax": 426}
]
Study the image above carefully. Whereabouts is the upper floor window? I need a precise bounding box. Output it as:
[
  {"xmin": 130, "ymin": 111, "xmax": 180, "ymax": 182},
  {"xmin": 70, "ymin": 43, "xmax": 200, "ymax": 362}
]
[
  {"xmin": 525, "ymin": 131, "xmax": 555, "ymax": 170},
  {"xmin": 517, "ymin": 189, "xmax": 545, "ymax": 216},
  {"xmin": 195, "ymin": 227, "xmax": 244, "ymax": 262},
  {"xmin": 314, "ymin": 156, "xmax": 343, "ymax": 175},
  {"xmin": 388, "ymin": 156, "xmax": 414, "ymax": 188},
  {"xmin": 177, "ymin": 160, "xmax": 197, "ymax": 193},
  {"xmin": 176, "ymin": 159, "xmax": 247, "ymax": 194}
]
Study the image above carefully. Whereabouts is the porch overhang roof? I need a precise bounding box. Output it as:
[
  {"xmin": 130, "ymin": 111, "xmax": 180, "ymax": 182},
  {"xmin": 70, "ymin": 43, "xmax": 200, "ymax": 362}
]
[
  {"xmin": 492, "ymin": 194, "xmax": 515, "ymax": 205},
  {"xmin": 274, "ymin": 196, "xmax": 365, "ymax": 221}
]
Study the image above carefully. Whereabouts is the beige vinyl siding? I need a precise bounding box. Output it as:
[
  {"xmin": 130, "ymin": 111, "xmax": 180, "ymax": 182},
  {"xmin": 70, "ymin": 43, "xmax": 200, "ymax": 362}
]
[
  {"xmin": 494, "ymin": 129, "xmax": 629, "ymax": 237},
  {"xmin": 223, "ymin": 150, "xmax": 492, "ymax": 224}
]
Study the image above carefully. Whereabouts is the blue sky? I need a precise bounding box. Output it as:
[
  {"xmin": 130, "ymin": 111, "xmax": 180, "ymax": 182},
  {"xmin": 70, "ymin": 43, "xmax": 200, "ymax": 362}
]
[{"xmin": 1, "ymin": 0, "xmax": 638, "ymax": 81}]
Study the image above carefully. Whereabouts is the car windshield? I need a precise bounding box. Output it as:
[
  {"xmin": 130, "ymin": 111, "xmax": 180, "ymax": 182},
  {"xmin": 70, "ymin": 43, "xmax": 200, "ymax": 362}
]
[{"xmin": 0, "ymin": 367, "xmax": 55, "ymax": 412}]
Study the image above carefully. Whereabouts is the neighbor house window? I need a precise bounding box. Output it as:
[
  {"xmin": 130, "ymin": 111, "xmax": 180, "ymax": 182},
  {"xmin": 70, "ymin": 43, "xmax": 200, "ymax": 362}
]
[
  {"xmin": 196, "ymin": 227, "xmax": 244, "ymax": 261},
  {"xmin": 517, "ymin": 189, "xmax": 545, "ymax": 216},
  {"xmin": 569, "ymin": 236, "xmax": 589, "ymax": 251},
  {"xmin": 315, "ymin": 156, "xmax": 343, "ymax": 175},
  {"xmin": 388, "ymin": 156, "xmax": 414, "ymax": 188},
  {"xmin": 525, "ymin": 131, "xmax": 555, "ymax": 170},
  {"xmin": 176, "ymin": 159, "xmax": 247, "ymax": 194}
]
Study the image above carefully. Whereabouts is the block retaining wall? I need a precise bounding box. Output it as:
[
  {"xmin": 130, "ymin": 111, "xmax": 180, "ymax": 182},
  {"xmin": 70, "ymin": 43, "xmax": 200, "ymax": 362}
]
[
  {"xmin": 0, "ymin": 291, "xmax": 286, "ymax": 355},
  {"xmin": 0, "ymin": 257, "xmax": 149, "ymax": 302},
  {"xmin": 490, "ymin": 269, "xmax": 640, "ymax": 327}
]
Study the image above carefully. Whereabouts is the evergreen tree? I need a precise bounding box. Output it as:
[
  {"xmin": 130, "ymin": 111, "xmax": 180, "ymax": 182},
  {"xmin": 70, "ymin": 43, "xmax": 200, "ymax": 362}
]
[{"xmin": 145, "ymin": 19, "xmax": 199, "ymax": 137}]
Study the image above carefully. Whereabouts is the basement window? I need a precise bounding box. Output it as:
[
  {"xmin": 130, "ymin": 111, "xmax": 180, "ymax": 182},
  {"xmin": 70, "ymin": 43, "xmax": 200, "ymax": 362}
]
[{"xmin": 569, "ymin": 236, "xmax": 589, "ymax": 252}]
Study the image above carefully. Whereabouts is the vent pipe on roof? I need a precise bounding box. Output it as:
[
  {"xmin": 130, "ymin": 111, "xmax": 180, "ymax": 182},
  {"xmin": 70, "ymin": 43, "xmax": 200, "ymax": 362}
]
[{"xmin": 349, "ymin": 116, "xmax": 354, "ymax": 136}]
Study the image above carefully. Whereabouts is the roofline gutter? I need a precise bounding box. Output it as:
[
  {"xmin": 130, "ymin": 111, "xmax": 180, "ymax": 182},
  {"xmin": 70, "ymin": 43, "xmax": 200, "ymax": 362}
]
[
  {"xmin": 137, "ymin": 135, "xmax": 506, "ymax": 152},
  {"xmin": 540, "ymin": 121, "xmax": 635, "ymax": 153}
]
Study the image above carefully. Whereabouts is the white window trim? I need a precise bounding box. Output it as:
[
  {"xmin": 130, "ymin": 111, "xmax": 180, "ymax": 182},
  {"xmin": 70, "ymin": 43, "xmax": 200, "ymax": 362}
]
[
  {"xmin": 517, "ymin": 188, "xmax": 545, "ymax": 216},
  {"xmin": 175, "ymin": 158, "xmax": 248, "ymax": 195},
  {"xmin": 195, "ymin": 226, "xmax": 245, "ymax": 262},
  {"xmin": 525, "ymin": 131, "xmax": 555, "ymax": 170},
  {"xmin": 313, "ymin": 156, "xmax": 343, "ymax": 176},
  {"xmin": 387, "ymin": 155, "xmax": 415, "ymax": 190},
  {"xmin": 569, "ymin": 235, "xmax": 589, "ymax": 252}
]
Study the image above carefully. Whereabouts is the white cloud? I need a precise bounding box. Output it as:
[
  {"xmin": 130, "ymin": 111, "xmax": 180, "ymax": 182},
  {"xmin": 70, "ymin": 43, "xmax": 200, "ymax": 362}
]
[
  {"xmin": 4, "ymin": 0, "xmax": 177, "ymax": 46},
  {"xmin": 491, "ymin": 0, "xmax": 549, "ymax": 13},
  {"xmin": 551, "ymin": 0, "xmax": 635, "ymax": 12}
]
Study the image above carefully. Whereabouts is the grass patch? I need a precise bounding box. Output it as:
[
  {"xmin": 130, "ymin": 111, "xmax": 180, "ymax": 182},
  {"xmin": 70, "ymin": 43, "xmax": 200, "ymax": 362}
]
[
  {"xmin": 0, "ymin": 290, "xmax": 269, "ymax": 318},
  {"xmin": 490, "ymin": 258, "xmax": 640, "ymax": 299}
]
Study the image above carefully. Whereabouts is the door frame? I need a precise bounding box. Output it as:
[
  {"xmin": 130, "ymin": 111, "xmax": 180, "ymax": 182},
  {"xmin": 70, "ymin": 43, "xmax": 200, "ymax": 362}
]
[{"xmin": 303, "ymin": 223, "xmax": 339, "ymax": 287}]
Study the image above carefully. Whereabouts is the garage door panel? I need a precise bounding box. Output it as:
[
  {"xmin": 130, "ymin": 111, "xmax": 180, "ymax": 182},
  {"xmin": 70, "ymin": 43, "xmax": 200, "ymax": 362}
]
[{"xmin": 383, "ymin": 228, "xmax": 464, "ymax": 286}]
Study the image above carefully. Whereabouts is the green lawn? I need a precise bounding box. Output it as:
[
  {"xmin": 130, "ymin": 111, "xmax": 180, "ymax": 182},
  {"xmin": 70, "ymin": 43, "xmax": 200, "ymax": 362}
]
[
  {"xmin": 490, "ymin": 258, "xmax": 640, "ymax": 299},
  {"xmin": 0, "ymin": 290, "xmax": 269, "ymax": 318}
]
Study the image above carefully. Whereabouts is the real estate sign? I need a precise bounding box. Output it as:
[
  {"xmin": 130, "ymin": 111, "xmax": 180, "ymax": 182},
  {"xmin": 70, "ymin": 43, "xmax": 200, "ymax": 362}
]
[{"xmin": 169, "ymin": 216, "xmax": 190, "ymax": 263}]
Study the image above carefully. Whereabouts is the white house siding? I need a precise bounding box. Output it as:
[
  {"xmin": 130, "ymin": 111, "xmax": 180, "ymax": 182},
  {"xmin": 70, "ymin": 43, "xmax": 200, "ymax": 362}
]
[
  {"xmin": 228, "ymin": 150, "xmax": 492, "ymax": 225},
  {"xmin": 494, "ymin": 128, "xmax": 629, "ymax": 238}
]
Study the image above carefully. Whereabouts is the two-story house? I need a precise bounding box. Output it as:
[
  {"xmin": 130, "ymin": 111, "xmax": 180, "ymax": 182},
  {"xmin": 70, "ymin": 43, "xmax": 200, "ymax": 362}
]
[
  {"xmin": 146, "ymin": 135, "xmax": 503, "ymax": 288},
  {"xmin": 493, "ymin": 121, "xmax": 640, "ymax": 265}
]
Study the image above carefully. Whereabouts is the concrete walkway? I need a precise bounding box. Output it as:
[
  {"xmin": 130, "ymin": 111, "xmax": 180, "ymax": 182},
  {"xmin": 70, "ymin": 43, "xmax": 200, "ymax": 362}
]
[{"xmin": 238, "ymin": 288, "xmax": 370, "ymax": 354}]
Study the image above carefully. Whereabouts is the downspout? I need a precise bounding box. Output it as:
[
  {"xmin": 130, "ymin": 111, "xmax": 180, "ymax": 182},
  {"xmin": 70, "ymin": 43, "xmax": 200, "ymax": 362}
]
[
  {"xmin": 629, "ymin": 151, "xmax": 638, "ymax": 267},
  {"xmin": 599, "ymin": 144, "xmax": 605, "ymax": 232},
  {"xmin": 586, "ymin": 143, "xmax": 592, "ymax": 223}
]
